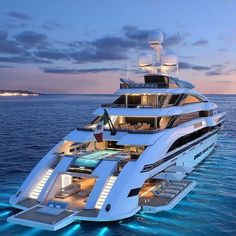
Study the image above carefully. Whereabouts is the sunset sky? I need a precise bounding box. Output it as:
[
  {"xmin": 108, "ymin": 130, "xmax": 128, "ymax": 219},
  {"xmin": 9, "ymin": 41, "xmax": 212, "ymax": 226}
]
[{"xmin": 0, "ymin": 0, "xmax": 236, "ymax": 94}]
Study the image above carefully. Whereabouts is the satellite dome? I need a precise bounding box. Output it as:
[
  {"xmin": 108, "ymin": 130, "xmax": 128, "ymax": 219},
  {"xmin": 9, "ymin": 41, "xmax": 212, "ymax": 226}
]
[
  {"xmin": 137, "ymin": 53, "xmax": 153, "ymax": 67},
  {"xmin": 162, "ymin": 53, "xmax": 178, "ymax": 66},
  {"xmin": 148, "ymin": 29, "xmax": 164, "ymax": 47}
]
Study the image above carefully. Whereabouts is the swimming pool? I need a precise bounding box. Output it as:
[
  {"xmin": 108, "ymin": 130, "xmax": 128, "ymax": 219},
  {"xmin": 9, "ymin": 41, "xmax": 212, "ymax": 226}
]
[{"xmin": 72, "ymin": 150, "xmax": 120, "ymax": 168}]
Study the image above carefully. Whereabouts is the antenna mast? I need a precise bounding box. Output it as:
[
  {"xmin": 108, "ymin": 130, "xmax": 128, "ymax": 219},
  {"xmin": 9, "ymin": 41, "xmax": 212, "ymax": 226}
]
[{"xmin": 176, "ymin": 20, "xmax": 180, "ymax": 76}]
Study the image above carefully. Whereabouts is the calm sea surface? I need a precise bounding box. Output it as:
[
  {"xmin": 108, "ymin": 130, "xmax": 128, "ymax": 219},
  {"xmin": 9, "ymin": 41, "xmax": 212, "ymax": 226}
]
[{"xmin": 0, "ymin": 94, "xmax": 235, "ymax": 236}]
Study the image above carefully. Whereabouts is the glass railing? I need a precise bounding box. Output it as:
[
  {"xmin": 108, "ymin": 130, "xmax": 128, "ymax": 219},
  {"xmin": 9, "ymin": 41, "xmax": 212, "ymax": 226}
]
[
  {"xmin": 119, "ymin": 83, "xmax": 178, "ymax": 89},
  {"xmin": 101, "ymin": 103, "xmax": 157, "ymax": 108}
]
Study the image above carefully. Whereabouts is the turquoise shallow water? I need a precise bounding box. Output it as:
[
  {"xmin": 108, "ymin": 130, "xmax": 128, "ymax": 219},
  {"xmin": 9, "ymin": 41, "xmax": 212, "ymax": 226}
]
[{"xmin": 0, "ymin": 94, "xmax": 235, "ymax": 236}]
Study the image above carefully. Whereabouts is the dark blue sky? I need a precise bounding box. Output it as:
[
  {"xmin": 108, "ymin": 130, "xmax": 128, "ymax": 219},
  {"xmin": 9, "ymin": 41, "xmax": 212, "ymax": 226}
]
[{"xmin": 0, "ymin": 0, "xmax": 235, "ymax": 93}]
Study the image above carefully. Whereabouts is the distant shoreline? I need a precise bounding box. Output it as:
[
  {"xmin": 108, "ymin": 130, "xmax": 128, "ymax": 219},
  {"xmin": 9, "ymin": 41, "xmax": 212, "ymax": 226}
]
[{"xmin": 0, "ymin": 90, "xmax": 40, "ymax": 96}]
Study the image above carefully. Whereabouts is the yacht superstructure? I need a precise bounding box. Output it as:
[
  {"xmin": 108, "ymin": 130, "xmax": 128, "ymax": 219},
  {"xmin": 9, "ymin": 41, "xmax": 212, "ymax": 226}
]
[{"xmin": 8, "ymin": 30, "xmax": 225, "ymax": 231}]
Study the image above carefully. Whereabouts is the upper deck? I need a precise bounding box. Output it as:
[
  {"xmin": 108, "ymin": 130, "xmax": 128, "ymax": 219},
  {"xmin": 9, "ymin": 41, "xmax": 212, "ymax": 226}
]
[{"xmin": 116, "ymin": 74, "xmax": 207, "ymax": 100}]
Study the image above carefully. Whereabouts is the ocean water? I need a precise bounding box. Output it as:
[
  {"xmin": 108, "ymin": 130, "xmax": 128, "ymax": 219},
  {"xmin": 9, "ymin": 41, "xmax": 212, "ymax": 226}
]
[{"xmin": 0, "ymin": 94, "xmax": 235, "ymax": 236}]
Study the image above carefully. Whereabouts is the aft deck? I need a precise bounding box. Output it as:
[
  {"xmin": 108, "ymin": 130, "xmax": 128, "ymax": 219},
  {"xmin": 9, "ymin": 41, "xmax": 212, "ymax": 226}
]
[{"xmin": 51, "ymin": 178, "xmax": 95, "ymax": 211}]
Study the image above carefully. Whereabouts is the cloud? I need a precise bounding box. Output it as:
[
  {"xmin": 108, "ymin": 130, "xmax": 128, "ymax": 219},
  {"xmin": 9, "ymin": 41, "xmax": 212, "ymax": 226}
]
[
  {"xmin": 164, "ymin": 35, "xmax": 182, "ymax": 47},
  {"xmin": 218, "ymin": 48, "xmax": 228, "ymax": 52},
  {"xmin": 93, "ymin": 36, "xmax": 130, "ymax": 49},
  {"xmin": 0, "ymin": 25, "xmax": 188, "ymax": 67},
  {"xmin": 205, "ymin": 71, "xmax": 222, "ymax": 76},
  {"xmin": 191, "ymin": 65, "xmax": 211, "ymax": 71},
  {"xmin": 34, "ymin": 50, "xmax": 69, "ymax": 60},
  {"xmin": 122, "ymin": 25, "xmax": 149, "ymax": 48},
  {"xmin": 0, "ymin": 38, "xmax": 24, "ymax": 54},
  {"xmin": 179, "ymin": 61, "xmax": 191, "ymax": 69},
  {"xmin": 192, "ymin": 40, "xmax": 208, "ymax": 46},
  {"xmin": 122, "ymin": 25, "xmax": 149, "ymax": 41},
  {"xmin": 0, "ymin": 30, "xmax": 8, "ymax": 40},
  {"xmin": 205, "ymin": 69, "xmax": 230, "ymax": 76},
  {"xmin": 1, "ymin": 23, "xmax": 28, "ymax": 30},
  {"xmin": 179, "ymin": 62, "xmax": 211, "ymax": 71},
  {"xmin": 0, "ymin": 30, "xmax": 27, "ymax": 55},
  {"xmin": 179, "ymin": 61, "xmax": 233, "ymax": 76},
  {"xmin": 0, "ymin": 65, "xmax": 14, "ymax": 68},
  {"xmin": 15, "ymin": 31, "xmax": 48, "ymax": 48},
  {"xmin": 42, "ymin": 67, "xmax": 126, "ymax": 74},
  {"xmin": 8, "ymin": 11, "xmax": 32, "ymax": 20},
  {"xmin": 0, "ymin": 55, "xmax": 52, "ymax": 64},
  {"xmin": 204, "ymin": 64, "xmax": 233, "ymax": 76},
  {"xmin": 70, "ymin": 48, "xmax": 127, "ymax": 63},
  {"xmin": 41, "ymin": 21, "xmax": 61, "ymax": 31},
  {"xmin": 122, "ymin": 25, "xmax": 185, "ymax": 48},
  {"xmin": 216, "ymin": 80, "xmax": 233, "ymax": 84}
]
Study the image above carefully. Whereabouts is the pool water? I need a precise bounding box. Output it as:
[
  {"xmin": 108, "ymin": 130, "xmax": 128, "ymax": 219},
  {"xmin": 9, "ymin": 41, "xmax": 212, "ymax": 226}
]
[{"xmin": 73, "ymin": 150, "xmax": 120, "ymax": 168}]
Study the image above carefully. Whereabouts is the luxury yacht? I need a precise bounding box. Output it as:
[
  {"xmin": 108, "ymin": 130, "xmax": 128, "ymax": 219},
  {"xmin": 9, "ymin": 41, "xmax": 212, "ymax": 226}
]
[{"xmin": 8, "ymin": 30, "xmax": 225, "ymax": 231}]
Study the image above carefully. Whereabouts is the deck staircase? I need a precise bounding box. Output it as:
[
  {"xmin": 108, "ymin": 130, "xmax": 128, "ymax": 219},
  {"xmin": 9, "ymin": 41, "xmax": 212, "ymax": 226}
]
[
  {"xmin": 95, "ymin": 176, "xmax": 117, "ymax": 209},
  {"xmin": 30, "ymin": 169, "xmax": 53, "ymax": 199}
]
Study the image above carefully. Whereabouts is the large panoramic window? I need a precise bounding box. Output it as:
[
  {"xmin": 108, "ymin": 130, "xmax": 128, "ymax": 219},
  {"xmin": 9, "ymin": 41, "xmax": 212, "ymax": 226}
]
[{"xmin": 181, "ymin": 95, "xmax": 203, "ymax": 105}]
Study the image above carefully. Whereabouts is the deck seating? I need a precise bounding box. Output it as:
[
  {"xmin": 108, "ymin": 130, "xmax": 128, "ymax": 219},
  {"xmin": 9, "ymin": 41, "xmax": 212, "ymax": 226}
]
[
  {"xmin": 119, "ymin": 122, "xmax": 152, "ymax": 131},
  {"xmin": 37, "ymin": 201, "xmax": 69, "ymax": 216},
  {"xmin": 152, "ymin": 187, "xmax": 161, "ymax": 196},
  {"xmin": 55, "ymin": 183, "xmax": 81, "ymax": 199}
]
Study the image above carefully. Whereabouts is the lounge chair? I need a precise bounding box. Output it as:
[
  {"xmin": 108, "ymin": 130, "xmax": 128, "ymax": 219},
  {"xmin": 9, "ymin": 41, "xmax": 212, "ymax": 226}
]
[
  {"xmin": 158, "ymin": 192, "xmax": 175, "ymax": 198},
  {"xmin": 164, "ymin": 188, "xmax": 179, "ymax": 194},
  {"xmin": 171, "ymin": 181, "xmax": 187, "ymax": 187},
  {"xmin": 167, "ymin": 185, "xmax": 184, "ymax": 190}
]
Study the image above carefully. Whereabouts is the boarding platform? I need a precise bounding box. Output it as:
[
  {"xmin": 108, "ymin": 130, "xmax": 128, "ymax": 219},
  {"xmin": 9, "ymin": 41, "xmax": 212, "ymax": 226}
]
[{"xmin": 7, "ymin": 201, "xmax": 78, "ymax": 231}]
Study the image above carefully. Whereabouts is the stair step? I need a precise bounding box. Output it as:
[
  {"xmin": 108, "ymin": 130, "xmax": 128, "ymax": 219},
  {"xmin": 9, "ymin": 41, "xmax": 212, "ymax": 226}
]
[
  {"xmin": 34, "ymin": 189, "xmax": 41, "ymax": 193},
  {"xmin": 30, "ymin": 169, "xmax": 54, "ymax": 200},
  {"xmin": 95, "ymin": 176, "xmax": 117, "ymax": 209}
]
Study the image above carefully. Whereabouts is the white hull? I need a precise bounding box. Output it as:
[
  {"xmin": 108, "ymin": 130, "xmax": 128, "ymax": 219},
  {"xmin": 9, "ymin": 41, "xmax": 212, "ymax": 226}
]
[{"xmin": 7, "ymin": 29, "xmax": 226, "ymax": 230}]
